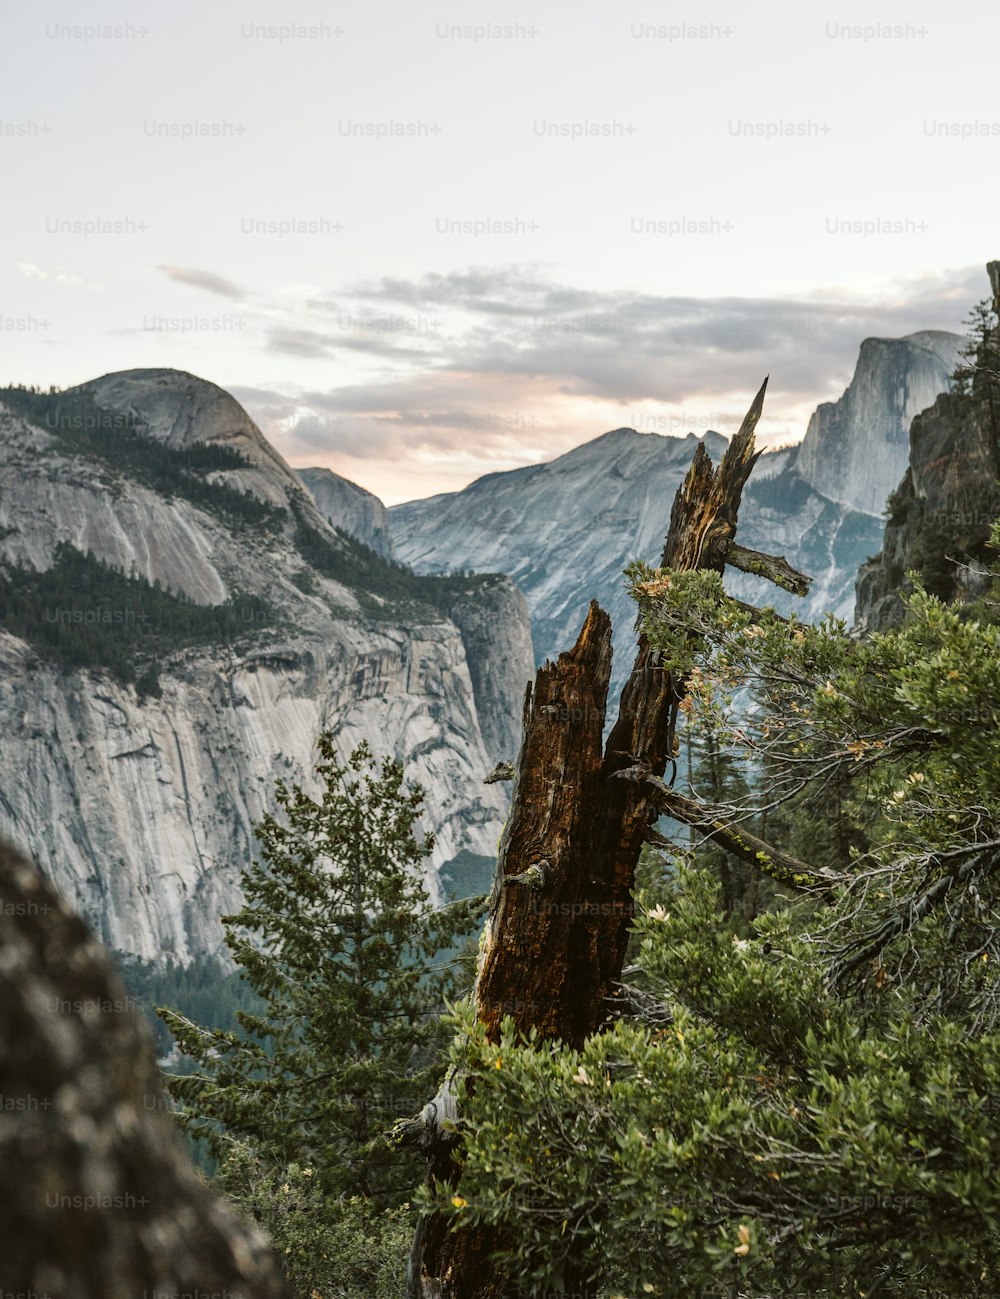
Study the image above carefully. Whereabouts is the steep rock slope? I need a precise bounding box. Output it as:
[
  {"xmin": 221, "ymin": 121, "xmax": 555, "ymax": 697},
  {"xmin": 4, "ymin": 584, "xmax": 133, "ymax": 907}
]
[
  {"xmin": 441, "ymin": 576, "xmax": 534, "ymax": 762},
  {"xmin": 0, "ymin": 370, "xmax": 534, "ymax": 961},
  {"xmin": 856, "ymin": 265, "xmax": 1000, "ymax": 630},
  {"xmin": 794, "ymin": 331, "xmax": 962, "ymax": 516},
  {"xmin": 393, "ymin": 429, "xmax": 728, "ymax": 695},
  {"xmin": 298, "ymin": 465, "xmax": 395, "ymax": 557},
  {"xmin": 390, "ymin": 328, "xmax": 957, "ymax": 702}
]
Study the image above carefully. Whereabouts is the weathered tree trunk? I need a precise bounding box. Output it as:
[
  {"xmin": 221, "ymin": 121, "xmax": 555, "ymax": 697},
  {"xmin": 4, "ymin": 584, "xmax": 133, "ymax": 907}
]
[{"xmin": 405, "ymin": 379, "xmax": 809, "ymax": 1299}]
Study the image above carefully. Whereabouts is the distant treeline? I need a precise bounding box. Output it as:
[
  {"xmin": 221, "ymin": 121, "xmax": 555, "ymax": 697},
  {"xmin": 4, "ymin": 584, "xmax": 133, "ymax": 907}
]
[
  {"xmin": 290, "ymin": 498, "xmax": 506, "ymax": 618},
  {"xmin": 114, "ymin": 951, "xmax": 264, "ymax": 1062},
  {"xmin": 0, "ymin": 384, "xmax": 285, "ymax": 532},
  {"xmin": 0, "ymin": 542, "xmax": 273, "ymax": 695}
]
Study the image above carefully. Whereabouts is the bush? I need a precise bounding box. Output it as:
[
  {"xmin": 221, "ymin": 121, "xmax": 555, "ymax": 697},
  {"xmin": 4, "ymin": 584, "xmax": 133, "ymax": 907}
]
[{"xmin": 216, "ymin": 1147, "xmax": 414, "ymax": 1299}]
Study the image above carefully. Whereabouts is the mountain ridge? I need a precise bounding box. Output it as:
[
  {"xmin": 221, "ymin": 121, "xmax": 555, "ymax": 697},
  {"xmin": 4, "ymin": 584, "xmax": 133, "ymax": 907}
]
[
  {"xmin": 388, "ymin": 328, "xmax": 959, "ymax": 705},
  {"xmin": 856, "ymin": 265, "xmax": 1000, "ymax": 629},
  {"xmin": 0, "ymin": 369, "xmax": 534, "ymax": 961}
]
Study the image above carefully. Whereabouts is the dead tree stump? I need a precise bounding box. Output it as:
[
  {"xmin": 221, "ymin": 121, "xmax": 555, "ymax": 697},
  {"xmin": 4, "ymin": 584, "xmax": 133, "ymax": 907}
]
[{"xmin": 405, "ymin": 379, "xmax": 811, "ymax": 1298}]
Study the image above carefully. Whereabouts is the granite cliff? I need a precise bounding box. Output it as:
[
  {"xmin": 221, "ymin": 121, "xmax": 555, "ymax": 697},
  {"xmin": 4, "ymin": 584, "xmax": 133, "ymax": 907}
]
[
  {"xmin": 0, "ymin": 369, "xmax": 534, "ymax": 962},
  {"xmin": 297, "ymin": 465, "xmax": 396, "ymax": 558},
  {"xmin": 794, "ymin": 331, "xmax": 962, "ymax": 516},
  {"xmin": 856, "ymin": 264, "xmax": 1000, "ymax": 630},
  {"xmin": 389, "ymin": 328, "xmax": 959, "ymax": 702}
]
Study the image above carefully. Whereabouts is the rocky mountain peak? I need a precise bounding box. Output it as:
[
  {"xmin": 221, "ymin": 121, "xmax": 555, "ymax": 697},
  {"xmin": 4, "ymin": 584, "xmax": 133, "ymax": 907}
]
[
  {"xmin": 80, "ymin": 368, "xmax": 262, "ymax": 449},
  {"xmin": 554, "ymin": 425, "xmax": 729, "ymax": 472},
  {"xmin": 75, "ymin": 368, "xmax": 324, "ymax": 520},
  {"xmin": 297, "ymin": 466, "xmax": 395, "ymax": 558},
  {"xmin": 855, "ymin": 264, "xmax": 1000, "ymax": 630},
  {"xmin": 792, "ymin": 330, "xmax": 961, "ymax": 517}
]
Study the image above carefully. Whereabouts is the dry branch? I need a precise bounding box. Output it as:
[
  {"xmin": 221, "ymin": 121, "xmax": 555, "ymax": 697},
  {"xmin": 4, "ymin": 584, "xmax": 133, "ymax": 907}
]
[
  {"xmin": 725, "ymin": 541, "xmax": 812, "ymax": 597},
  {"xmin": 617, "ymin": 771, "xmax": 841, "ymax": 895}
]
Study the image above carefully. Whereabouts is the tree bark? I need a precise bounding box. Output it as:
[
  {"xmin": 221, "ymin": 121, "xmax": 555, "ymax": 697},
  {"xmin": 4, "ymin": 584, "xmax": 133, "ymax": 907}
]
[
  {"xmin": 725, "ymin": 541, "xmax": 812, "ymax": 596},
  {"xmin": 406, "ymin": 379, "xmax": 800, "ymax": 1299},
  {"xmin": 0, "ymin": 839, "xmax": 289, "ymax": 1299}
]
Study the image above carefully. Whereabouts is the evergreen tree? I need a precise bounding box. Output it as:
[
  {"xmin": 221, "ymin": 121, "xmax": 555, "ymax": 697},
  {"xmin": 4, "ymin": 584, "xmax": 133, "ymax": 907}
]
[
  {"xmin": 949, "ymin": 297, "xmax": 1000, "ymax": 471},
  {"xmin": 684, "ymin": 705, "xmax": 761, "ymax": 920},
  {"xmin": 160, "ymin": 734, "xmax": 481, "ymax": 1205},
  {"xmin": 424, "ymin": 544, "xmax": 1000, "ymax": 1297}
]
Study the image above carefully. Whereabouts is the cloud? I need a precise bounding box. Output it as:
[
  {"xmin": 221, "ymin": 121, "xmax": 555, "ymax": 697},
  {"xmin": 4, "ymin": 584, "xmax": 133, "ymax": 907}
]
[
  {"xmin": 15, "ymin": 261, "xmax": 102, "ymax": 290},
  {"xmin": 226, "ymin": 385, "xmax": 299, "ymax": 422},
  {"xmin": 286, "ymin": 414, "xmax": 353, "ymax": 451},
  {"xmin": 158, "ymin": 265, "xmax": 246, "ymax": 299},
  {"xmin": 237, "ymin": 370, "xmax": 558, "ymax": 466},
  {"xmin": 344, "ymin": 264, "xmax": 556, "ymax": 314},
  {"xmin": 232, "ymin": 260, "xmax": 988, "ymax": 498},
  {"xmin": 295, "ymin": 261, "xmax": 979, "ymax": 407},
  {"xmin": 263, "ymin": 323, "xmax": 441, "ymax": 362},
  {"xmin": 265, "ymin": 326, "xmax": 336, "ymax": 359}
]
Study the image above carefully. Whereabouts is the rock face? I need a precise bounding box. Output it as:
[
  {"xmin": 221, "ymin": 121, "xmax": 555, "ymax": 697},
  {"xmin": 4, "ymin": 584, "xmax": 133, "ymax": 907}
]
[
  {"xmin": 0, "ymin": 836, "xmax": 289, "ymax": 1299},
  {"xmin": 392, "ymin": 429, "xmax": 727, "ymax": 704},
  {"xmin": 389, "ymin": 327, "xmax": 958, "ymax": 704},
  {"xmin": 725, "ymin": 459, "xmax": 882, "ymax": 626},
  {"xmin": 0, "ymin": 370, "xmax": 534, "ymax": 961},
  {"xmin": 298, "ymin": 466, "xmax": 396, "ymax": 558},
  {"xmin": 794, "ymin": 331, "xmax": 962, "ymax": 517},
  {"xmin": 443, "ymin": 577, "xmax": 535, "ymax": 763},
  {"xmin": 856, "ymin": 266, "xmax": 1000, "ymax": 630}
]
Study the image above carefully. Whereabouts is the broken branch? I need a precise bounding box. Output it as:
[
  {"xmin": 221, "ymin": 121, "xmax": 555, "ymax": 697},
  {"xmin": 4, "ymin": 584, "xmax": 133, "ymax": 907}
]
[{"xmin": 725, "ymin": 541, "xmax": 813, "ymax": 597}]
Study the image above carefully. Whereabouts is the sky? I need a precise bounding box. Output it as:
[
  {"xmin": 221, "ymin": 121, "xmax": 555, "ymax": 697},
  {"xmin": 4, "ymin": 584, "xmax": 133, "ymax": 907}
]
[{"xmin": 1, "ymin": 0, "xmax": 996, "ymax": 504}]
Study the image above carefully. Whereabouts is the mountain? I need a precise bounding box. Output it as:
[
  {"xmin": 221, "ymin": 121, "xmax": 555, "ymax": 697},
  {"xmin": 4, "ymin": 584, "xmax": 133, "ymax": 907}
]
[
  {"xmin": 856, "ymin": 264, "xmax": 1000, "ymax": 630},
  {"xmin": 389, "ymin": 329, "xmax": 960, "ymax": 704},
  {"xmin": 794, "ymin": 331, "xmax": 963, "ymax": 516},
  {"xmin": 297, "ymin": 466, "xmax": 395, "ymax": 558},
  {"xmin": 393, "ymin": 427, "xmax": 727, "ymax": 702},
  {"xmin": 0, "ymin": 369, "xmax": 534, "ymax": 962}
]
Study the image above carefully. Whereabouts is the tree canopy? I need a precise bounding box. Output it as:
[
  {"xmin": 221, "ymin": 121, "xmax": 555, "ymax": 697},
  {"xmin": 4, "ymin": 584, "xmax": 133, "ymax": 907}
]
[
  {"xmin": 160, "ymin": 734, "xmax": 482, "ymax": 1207},
  {"xmin": 423, "ymin": 534, "xmax": 1000, "ymax": 1298}
]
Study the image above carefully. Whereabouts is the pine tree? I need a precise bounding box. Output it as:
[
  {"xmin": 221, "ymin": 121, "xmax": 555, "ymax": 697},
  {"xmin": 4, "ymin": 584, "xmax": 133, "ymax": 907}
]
[
  {"xmin": 159, "ymin": 734, "xmax": 481, "ymax": 1205},
  {"xmin": 427, "ymin": 551, "xmax": 1000, "ymax": 1297},
  {"xmin": 950, "ymin": 297, "xmax": 1000, "ymax": 471},
  {"xmin": 684, "ymin": 707, "xmax": 759, "ymax": 920}
]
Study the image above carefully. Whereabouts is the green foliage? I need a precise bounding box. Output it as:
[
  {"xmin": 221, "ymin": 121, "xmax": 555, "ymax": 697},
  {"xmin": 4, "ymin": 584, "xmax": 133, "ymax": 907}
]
[
  {"xmin": 949, "ymin": 297, "xmax": 999, "ymax": 430},
  {"xmin": 0, "ymin": 384, "xmax": 287, "ymax": 532},
  {"xmin": 159, "ymin": 735, "xmax": 480, "ymax": 1206},
  {"xmin": 0, "ymin": 542, "xmax": 273, "ymax": 691},
  {"xmin": 433, "ymin": 871, "xmax": 1000, "ymax": 1297},
  {"xmin": 115, "ymin": 951, "xmax": 264, "ymax": 1060},
  {"xmin": 426, "ymin": 550, "xmax": 1000, "ymax": 1297},
  {"xmin": 874, "ymin": 301, "xmax": 1000, "ymax": 604},
  {"xmin": 291, "ymin": 498, "xmax": 507, "ymax": 620},
  {"xmin": 216, "ymin": 1145, "xmax": 414, "ymax": 1299},
  {"xmin": 884, "ymin": 485, "xmax": 909, "ymax": 527},
  {"xmin": 290, "ymin": 568, "xmax": 318, "ymax": 595},
  {"xmin": 678, "ymin": 714, "xmax": 780, "ymax": 924}
]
